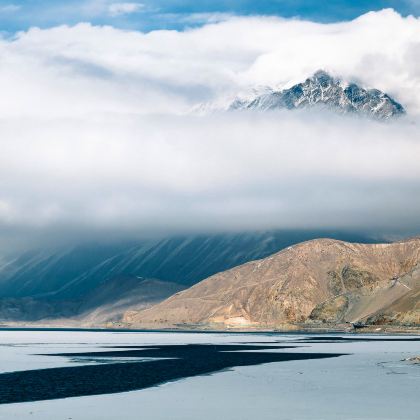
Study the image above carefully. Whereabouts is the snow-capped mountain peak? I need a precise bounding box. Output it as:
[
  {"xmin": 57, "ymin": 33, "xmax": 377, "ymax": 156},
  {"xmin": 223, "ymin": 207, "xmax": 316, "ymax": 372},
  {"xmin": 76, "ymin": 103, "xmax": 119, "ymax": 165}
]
[{"xmin": 206, "ymin": 70, "xmax": 405, "ymax": 119}]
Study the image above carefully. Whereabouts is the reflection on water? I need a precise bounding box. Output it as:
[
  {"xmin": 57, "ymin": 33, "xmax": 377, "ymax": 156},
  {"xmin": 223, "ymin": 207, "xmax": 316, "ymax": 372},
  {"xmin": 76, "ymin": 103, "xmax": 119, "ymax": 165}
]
[{"xmin": 0, "ymin": 343, "xmax": 344, "ymax": 404}]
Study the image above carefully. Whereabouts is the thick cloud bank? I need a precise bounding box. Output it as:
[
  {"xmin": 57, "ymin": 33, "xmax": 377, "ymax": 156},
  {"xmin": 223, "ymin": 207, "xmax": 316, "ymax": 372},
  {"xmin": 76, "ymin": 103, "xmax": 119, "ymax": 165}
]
[{"xmin": 0, "ymin": 9, "xmax": 419, "ymax": 248}]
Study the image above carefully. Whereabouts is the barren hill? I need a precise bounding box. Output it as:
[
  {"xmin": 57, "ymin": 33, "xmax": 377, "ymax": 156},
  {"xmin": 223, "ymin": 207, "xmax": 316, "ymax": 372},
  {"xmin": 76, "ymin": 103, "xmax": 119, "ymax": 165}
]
[{"xmin": 124, "ymin": 238, "xmax": 420, "ymax": 329}]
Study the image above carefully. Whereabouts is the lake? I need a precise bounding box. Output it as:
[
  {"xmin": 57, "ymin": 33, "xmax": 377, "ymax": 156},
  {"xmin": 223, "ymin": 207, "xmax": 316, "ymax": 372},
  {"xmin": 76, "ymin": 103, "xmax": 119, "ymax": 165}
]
[{"xmin": 0, "ymin": 329, "xmax": 419, "ymax": 419}]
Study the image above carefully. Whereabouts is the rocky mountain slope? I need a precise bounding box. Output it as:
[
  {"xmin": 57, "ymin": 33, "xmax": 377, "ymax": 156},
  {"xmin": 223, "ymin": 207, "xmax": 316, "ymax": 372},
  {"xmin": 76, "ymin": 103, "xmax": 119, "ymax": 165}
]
[
  {"xmin": 220, "ymin": 70, "xmax": 405, "ymax": 119},
  {"xmin": 125, "ymin": 238, "xmax": 420, "ymax": 329}
]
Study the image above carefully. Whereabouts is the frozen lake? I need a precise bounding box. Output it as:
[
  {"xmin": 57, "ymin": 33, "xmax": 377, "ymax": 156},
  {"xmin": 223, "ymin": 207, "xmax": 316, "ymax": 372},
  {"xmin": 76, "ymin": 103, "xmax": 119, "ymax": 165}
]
[{"xmin": 0, "ymin": 329, "xmax": 419, "ymax": 420}]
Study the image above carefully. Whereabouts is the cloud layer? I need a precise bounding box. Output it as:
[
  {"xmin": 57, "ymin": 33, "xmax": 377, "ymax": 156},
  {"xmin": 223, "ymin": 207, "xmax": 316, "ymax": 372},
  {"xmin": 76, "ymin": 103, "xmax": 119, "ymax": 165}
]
[{"xmin": 0, "ymin": 9, "xmax": 420, "ymax": 249}]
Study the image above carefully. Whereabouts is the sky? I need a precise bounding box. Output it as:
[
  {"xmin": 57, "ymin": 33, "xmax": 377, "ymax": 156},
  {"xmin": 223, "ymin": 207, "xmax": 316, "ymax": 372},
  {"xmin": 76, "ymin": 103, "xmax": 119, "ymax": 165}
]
[
  {"xmin": 0, "ymin": 2, "xmax": 420, "ymax": 251},
  {"xmin": 0, "ymin": 0, "xmax": 419, "ymax": 33}
]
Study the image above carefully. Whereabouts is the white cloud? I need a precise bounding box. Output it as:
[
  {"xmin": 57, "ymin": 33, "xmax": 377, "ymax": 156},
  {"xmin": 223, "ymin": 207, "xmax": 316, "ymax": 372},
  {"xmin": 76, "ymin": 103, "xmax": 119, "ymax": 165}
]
[
  {"xmin": 108, "ymin": 2, "xmax": 143, "ymax": 17},
  {"xmin": 0, "ymin": 9, "xmax": 419, "ymax": 248},
  {"xmin": 2, "ymin": 9, "xmax": 420, "ymax": 116},
  {"xmin": 0, "ymin": 4, "xmax": 21, "ymax": 13}
]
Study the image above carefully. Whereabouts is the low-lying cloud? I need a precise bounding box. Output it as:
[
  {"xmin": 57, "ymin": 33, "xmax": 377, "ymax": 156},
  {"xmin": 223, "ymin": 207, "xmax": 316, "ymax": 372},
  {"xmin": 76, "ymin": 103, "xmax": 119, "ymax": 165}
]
[{"xmin": 0, "ymin": 9, "xmax": 419, "ymax": 250}]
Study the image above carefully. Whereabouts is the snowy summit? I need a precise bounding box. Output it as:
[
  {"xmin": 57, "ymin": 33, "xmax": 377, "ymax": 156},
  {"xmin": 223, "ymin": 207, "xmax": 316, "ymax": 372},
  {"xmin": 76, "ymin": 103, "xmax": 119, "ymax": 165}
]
[{"xmin": 228, "ymin": 70, "xmax": 405, "ymax": 119}]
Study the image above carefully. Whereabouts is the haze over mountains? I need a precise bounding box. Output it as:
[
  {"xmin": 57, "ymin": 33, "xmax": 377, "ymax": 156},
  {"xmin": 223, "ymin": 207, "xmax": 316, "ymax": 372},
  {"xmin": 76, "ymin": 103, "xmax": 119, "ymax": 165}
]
[{"xmin": 0, "ymin": 68, "xmax": 415, "ymax": 328}]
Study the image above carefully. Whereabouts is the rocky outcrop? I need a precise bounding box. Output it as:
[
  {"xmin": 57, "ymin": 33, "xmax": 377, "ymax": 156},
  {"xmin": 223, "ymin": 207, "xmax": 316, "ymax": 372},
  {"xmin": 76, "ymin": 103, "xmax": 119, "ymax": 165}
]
[{"xmin": 125, "ymin": 238, "xmax": 420, "ymax": 328}]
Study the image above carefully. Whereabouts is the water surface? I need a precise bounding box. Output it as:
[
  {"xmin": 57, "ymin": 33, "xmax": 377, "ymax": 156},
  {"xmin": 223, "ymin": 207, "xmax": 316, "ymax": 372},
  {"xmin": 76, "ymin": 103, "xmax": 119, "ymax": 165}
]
[{"xmin": 0, "ymin": 330, "xmax": 418, "ymax": 419}]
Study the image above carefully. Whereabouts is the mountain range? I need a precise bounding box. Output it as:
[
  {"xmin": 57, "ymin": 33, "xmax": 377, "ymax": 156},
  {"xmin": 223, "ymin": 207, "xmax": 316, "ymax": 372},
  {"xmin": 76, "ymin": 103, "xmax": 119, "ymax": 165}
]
[{"xmin": 0, "ymin": 230, "xmax": 373, "ymax": 325}]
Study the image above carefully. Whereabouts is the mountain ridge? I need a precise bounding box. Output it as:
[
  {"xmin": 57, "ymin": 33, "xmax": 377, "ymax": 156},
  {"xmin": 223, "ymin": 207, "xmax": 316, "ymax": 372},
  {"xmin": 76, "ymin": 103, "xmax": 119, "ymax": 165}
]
[{"xmin": 201, "ymin": 70, "xmax": 405, "ymax": 119}]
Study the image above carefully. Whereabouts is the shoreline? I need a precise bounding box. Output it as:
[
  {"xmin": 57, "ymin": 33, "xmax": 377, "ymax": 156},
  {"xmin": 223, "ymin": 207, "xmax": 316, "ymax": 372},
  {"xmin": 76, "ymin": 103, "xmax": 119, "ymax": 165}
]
[{"xmin": 1, "ymin": 322, "xmax": 419, "ymax": 335}]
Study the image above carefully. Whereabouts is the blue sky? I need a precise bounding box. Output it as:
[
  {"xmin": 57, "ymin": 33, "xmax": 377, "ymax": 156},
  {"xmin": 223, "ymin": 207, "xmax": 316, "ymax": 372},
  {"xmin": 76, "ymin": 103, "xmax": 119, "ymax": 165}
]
[{"xmin": 0, "ymin": 0, "xmax": 419, "ymax": 33}]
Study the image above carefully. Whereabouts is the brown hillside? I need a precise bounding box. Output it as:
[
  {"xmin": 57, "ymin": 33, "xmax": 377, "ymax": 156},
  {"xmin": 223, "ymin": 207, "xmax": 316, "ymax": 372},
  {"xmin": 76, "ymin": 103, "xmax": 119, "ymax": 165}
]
[{"xmin": 124, "ymin": 238, "xmax": 420, "ymax": 328}]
